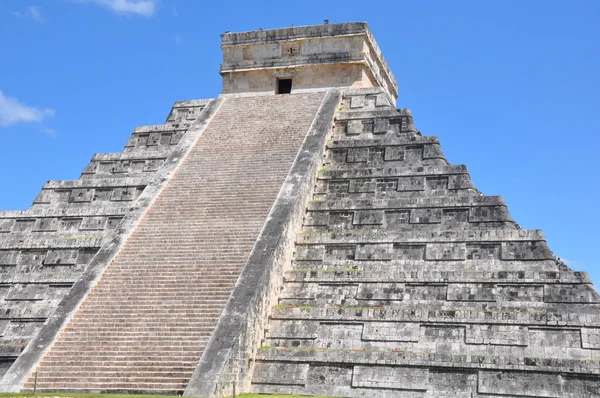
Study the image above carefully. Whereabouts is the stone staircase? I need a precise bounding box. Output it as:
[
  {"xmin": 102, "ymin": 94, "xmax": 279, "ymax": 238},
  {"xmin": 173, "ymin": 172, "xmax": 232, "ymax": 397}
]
[
  {"xmin": 250, "ymin": 88, "xmax": 600, "ymax": 398},
  {"xmin": 22, "ymin": 92, "xmax": 326, "ymax": 393}
]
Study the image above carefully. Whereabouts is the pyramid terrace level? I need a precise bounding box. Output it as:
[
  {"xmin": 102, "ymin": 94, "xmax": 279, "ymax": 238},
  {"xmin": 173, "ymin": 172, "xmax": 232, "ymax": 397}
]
[{"xmin": 1, "ymin": 22, "xmax": 599, "ymax": 398}]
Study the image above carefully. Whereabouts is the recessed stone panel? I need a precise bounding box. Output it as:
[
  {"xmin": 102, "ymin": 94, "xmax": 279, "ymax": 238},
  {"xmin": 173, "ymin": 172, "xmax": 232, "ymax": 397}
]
[
  {"xmin": 44, "ymin": 249, "xmax": 79, "ymax": 266},
  {"xmin": 349, "ymin": 179, "xmax": 376, "ymax": 193},
  {"xmin": 70, "ymin": 189, "xmax": 94, "ymax": 203},
  {"xmin": 581, "ymin": 328, "xmax": 600, "ymax": 349},
  {"xmin": 466, "ymin": 244, "xmax": 501, "ymax": 260},
  {"xmin": 32, "ymin": 217, "xmax": 60, "ymax": 233},
  {"xmin": 0, "ymin": 251, "xmax": 19, "ymax": 266},
  {"xmin": 447, "ymin": 283, "xmax": 496, "ymax": 302},
  {"xmin": 80, "ymin": 217, "xmax": 108, "ymax": 231},
  {"xmin": 355, "ymin": 243, "xmax": 393, "ymax": 260},
  {"xmin": 353, "ymin": 210, "xmax": 384, "ymax": 225},
  {"xmin": 544, "ymin": 284, "xmax": 600, "ymax": 303},
  {"xmin": 362, "ymin": 322, "xmax": 419, "ymax": 342},
  {"xmin": 393, "ymin": 244, "xmax": 425, "ymax": 260},
  {"xmin": 352, "ymin": 366, "xmax": 429, "ymax": 390},
  {"xmin": 252, "ymin": 362, "xmax": 309, "ymax": 386},
  {"xmin": 529, "ymin": 328, "xmax": 581, "ymax": 348},
  {"xmin": 323, "ymin": 245, "xmax": 354, "ymax": 261},
  {"xmin": 410, "ymin": 208, "xmax": 442, "ymax": 224},
  {"xmin": 357, "ymin": 283, "xmax": 404, "ymax": 300},
  {"xmin": 497, "ymin": 285, "xmax": 544, "ymax": 302},
  {"xmin": 397, "ymin": 176, "xmax": 424, "ymax": 191},
  {"xmin": 501, "ymin": 241, "xmax": 553, "ymax": 260},
  {"xmin": 384, "ymin": 146, "xmax": 405, "ymax": 161},
  {"xmin": 478, "ymin": 371, "xmax": 562, "ymax": 397},
  {"xmin": 465, "ymin": 325, "xmax": 528, "ymax": 346},
  {"xmin": 425, "ymin": 243, "xmax": 466, "ymax": 260}
]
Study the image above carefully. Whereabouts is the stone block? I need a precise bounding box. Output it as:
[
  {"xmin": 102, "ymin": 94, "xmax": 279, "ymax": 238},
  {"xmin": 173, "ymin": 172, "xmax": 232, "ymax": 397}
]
[
  {"xmin": 5, "ymin": 284, "xmax": 47, "ymax": 301},
  {"xmin": 0, "ymin": 219, "xmax": 14, "ymax": 233},
  {"xmin": 393, "ymin": 244, "xmax": 425, "ymax": 260},
  {"xmin": 410, "ymin": 208, "xmax": 442, "ymax": 224},
  {"xmin": 469, "ymin": 206, "xmax": 510, "ymax": 222},
  {"xmin": 80, "ymin": 217, "xmax": 108, "ymax": 231},
  {"xmin": 32, "ymin": 218, "xmax": 59, "ymax": 232},
  {"xmin": 465, "ymin": 325, "xmax": 528, "ymax": 346},
  {"xmin": 447, "ymin": 283, "xmax": 495, "ymax": 302},
  {"xmin": 447, "ymin": 174, "xmax": 473, "ymax": 190},
  {"xmin": 328, "ymin": 211, "xmax": 354, "ymax": 228},
  {"xmin": 0, "ymin": 251, "xmax": 19, "ymax": 266},
  {"xmin": 529, "ymin": 328, "xmax": 581, "ymax": 348},
  {"xmin": 385, "ymin": 210, "xmax": 410, "ymax": 227},
  {"xmin": 384, "ymin": 146, "xmax": 405, "ymax": 161},
  {"xmin": 355, "ymin": 243, "xmax": 393, "ymax": 260},
  {"xmin": 44, "ymin": 249, "xmax": 79, "ymax": 266},
  {"xmin": 347, "ymin": 120, "xmax": 362, "ymax": 136},
  {"xmin": 544, "ymin": 284, "xmax": 600, "ymax": 303},
  {"xmin": 501, "ymin": 241, "xmax": 553, "ymax": 260},
  {"xmin": 397, "ymin": 176, "xmax": 425, "ymax": 191},
  {"xmin": 581, "ymin": 328, "xmax": 600, "ymax": 349},
  {"xmin": 350, "ymin": 96, "xmax": 364, "ymax": 109},
  {"xmin": 69, "ymin": 188, "xmax": 94, "ymax": 203},
  {"xmin": 362, "ymin": 322, "xmax": 419, "ymax": 342},
  {"xmin": 349, "ymin": 179, "xmax": 376, "ymax": 193},
  {"xmin": 425, "ymin": 243, "xmax": 466, "ymax": 260},
  {"xmin": 324, "ymin": 245, "xmax": 355, "ymax": 261},
  {"xmin": 478, "ymin": 371, "xmax": 562, "ymax": 397},
  {"xmin": 426, "ymin": 176, "xmax": 448, "ymax": 190},
  {"xmin": 352, "ymin": 366, "xmax": 429, "ymax": 390},
  {"xmin": 497, "ymin": 285, "xmax": 544, "ymax": 302},
  {"xmin": 466, "ymin": 244, "xmax": 501, "ymax": 260},
  {"xmin": 347, "ymin": 147, "xmax": 369, "ymax": 163},
  {"xmin": 374, "ymin": 118, "xmax": 388, "ymax": 134},
  {"xmin": 357, "ymin": 283, "xmax": 404, "ymax": 300},
  {"xmin": 267, "ymin": 320, "xmax": 318, "ymax": 339},
  {"xmin": 375, "ymin": 178, "xmax": 398, "ymax": 192},
  {"xmin": 13, "ymin": 219, "xmax": 35, "ymax": 233},
  {"xmin": 306, "ymin": 365, "xmax": 353, "ymax": 388},
  {"xmin": 59, "ymin": 218, "xmax": 83, "ymax": 232},
  {"xmin": 423, "ymin": 143, "xmax": 444, "ymax": 159},
  {"xmin": 353, "ymin": 210, "xmax": 384, "ymax": 225},
  {"xmin": 442, "ymin": 208, "xmax": 469, "ymax": 223},
  {"xmin": 252, "ymin": 362, "xmax": 309, "ymax": 386}
]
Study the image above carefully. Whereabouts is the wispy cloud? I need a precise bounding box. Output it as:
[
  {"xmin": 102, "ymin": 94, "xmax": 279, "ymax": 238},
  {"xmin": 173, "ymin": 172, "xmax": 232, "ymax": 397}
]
[
  {"xmin": 41, "ymin": 128, "xmax": 57, "ymax": 137},
  {"xmin": 0, "ymin": 90, "xmax": 55, "ymax": 127},
  {"xmin": 76, "ymin": 0, "xmax": 158, "ymax": 17},
  {"xmin": 560, "ymin": 257, "xmax": 587, "ymax": 270},
  {"xmin": 12, "ymin": 5, "xmax": 45, "ymax": 22}
]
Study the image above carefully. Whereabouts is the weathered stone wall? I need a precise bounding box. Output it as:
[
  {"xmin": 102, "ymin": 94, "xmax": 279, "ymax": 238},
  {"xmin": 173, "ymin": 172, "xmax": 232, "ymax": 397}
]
[
  {"xmin": 249, "ymin": 88, "xmax": 600, "ymax": 397},
  {"xmin": 0, "ymin": 98, "xmax": 212, "ymax": 388}
]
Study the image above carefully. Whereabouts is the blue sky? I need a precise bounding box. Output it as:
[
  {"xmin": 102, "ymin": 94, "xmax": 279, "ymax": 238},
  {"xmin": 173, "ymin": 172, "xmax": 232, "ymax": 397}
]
[{"xmin": 0, "ymin": 0, "xmax": 598, "ymax": 285}]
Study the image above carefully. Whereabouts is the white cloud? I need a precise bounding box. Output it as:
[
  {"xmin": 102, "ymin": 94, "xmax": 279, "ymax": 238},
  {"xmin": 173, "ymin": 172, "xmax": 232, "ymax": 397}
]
[
  {"xmin": 78, "ymin": 0, "xmax": 158, "ymax": 17},
  {"xmin": 12, "ymin": 5, "xmax": 44, "ymax": 22},
  {"xmin": 560, "ymin": 257, "xmax": 586, "ymax": 270},
  {"xmin": 27, "ymin": 6, "xmax": 43, "ymax": 21},
  {"xmin": 0, "ymin": 90, "xmax": 55, "ymax": 127},
  {"xmin": 41, "ymin": 128, "xmax": 57, "ymax": 137}
]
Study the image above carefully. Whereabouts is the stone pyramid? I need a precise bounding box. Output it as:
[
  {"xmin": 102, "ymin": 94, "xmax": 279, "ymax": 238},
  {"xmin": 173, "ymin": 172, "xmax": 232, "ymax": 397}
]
[{"xmin": 0, "ymin": 22, "xmax": 599, "ymax": 398}]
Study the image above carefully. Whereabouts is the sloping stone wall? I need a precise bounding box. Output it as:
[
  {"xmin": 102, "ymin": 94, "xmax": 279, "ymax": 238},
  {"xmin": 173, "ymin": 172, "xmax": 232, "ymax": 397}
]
[
  {"xmin": 0, "ymin": 99, "xmax": 211, "ymax": 384},
  {"xmin": 250, "ymin": 88, "xmax": 600, "ymax": 398}
]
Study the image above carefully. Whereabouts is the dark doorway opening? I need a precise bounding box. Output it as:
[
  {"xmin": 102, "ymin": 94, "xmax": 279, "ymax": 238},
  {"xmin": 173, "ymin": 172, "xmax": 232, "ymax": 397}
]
[{"xmin": 277, "ymin": 79, "xmax": 292, "ymax": 94}]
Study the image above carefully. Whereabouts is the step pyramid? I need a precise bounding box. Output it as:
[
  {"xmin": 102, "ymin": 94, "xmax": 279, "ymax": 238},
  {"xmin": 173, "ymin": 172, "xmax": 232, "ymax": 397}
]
[{"xmin": 0, "ymin": 22, "xmax": 598, "ymax": 398}]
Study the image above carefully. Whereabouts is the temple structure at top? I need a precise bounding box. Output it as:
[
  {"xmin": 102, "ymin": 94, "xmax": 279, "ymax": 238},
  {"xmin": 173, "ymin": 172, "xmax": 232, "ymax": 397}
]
[{"xmin": 220, "ymin": 22, "xmax": 398, "ymax": 104}]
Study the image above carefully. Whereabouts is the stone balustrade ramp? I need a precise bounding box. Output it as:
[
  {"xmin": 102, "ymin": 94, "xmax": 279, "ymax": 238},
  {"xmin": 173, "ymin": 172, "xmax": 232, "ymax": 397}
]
[{"xmin": 20, "ymin": 92, "xmax": 326, "ymax": 394}]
